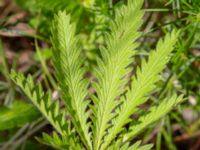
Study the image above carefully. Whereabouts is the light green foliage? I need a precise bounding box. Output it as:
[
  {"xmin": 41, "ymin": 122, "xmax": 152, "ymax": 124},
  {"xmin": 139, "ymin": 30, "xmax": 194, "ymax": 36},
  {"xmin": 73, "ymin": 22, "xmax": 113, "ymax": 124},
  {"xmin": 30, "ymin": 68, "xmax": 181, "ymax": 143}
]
[
  {"xmin": 51, "ymin": 11, "xmax": 92, "ymax": 149},
  {"xmin": 10, "ymin": 0, "xmax": 183, "ymax": 149},
  {"xmin": 92, "ymin": 0, "xmax": 143, "ymax": 149},
  {"xmin": 36, "ymin": 132, "xmax": 82, "ymax": 150},
  {"xmin": 10, "ymin": 71, "xmax": 79, "ymax": 147},
  {"xmin": 108, "ymin": 140, "xmax": 153, "ymax": 150},
  {"xmin": 123, "ymin": 95, "xmax": 183, "ymax": 143},
  {"xmin": 120, "ymin": 141, "xmax": 153, "ymax": 150},
  {"xmin": 101, "ymin": 29, "xmax": 181, "ymax": 149},
  {"xmin": 10, "ymin": 71, "xmax": 67, "ymax": 135}
]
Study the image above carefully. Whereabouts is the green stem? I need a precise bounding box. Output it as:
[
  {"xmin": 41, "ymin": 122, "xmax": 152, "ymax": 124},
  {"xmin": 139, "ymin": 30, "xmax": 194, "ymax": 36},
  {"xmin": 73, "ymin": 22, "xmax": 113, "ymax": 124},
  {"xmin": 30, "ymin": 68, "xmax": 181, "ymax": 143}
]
[
  {"xmin": 35, "ymin": 40, "xmax": 57, "ymax": 90},
  {"xmin": 0, "ymin": 39, "xmax": 11, "ymax": 83}
]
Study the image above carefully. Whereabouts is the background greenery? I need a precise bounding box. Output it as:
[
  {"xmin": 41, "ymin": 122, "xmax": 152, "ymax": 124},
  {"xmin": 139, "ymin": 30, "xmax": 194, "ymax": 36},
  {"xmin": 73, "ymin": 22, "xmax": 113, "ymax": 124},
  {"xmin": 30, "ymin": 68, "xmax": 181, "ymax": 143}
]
[{"xmin": 0, "ymin": 0, "xmax": 199, "ymax": 149}]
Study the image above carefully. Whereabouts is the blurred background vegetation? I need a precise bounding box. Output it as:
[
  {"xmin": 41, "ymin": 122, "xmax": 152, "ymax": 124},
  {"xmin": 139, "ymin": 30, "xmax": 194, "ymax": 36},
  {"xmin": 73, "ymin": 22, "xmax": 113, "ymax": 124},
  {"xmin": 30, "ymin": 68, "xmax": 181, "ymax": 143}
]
[{"xmin": 0, "ymin": 0, "xmax": 200, "ymax": 149}]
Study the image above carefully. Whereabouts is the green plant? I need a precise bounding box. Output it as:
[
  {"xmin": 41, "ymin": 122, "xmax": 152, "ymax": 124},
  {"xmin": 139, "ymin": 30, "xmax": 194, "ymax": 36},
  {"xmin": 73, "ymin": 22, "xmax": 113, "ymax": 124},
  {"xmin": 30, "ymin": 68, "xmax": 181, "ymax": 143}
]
[{"xmin": 10, "ymin": 0, "xmax": 183, "ymax": 149}]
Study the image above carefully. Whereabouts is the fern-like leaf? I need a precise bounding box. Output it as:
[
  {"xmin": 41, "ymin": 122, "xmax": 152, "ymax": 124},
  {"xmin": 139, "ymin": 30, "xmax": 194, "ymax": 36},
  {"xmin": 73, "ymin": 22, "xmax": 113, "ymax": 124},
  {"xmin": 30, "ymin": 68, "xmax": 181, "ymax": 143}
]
[
  {"xmin": 122, "ymin": 94, "xmax": 183, "ymax": 143},
  {"xmin": 120, "ymin": 141, "xmax": 153, "ymax": 150},
  {"xmin": 51, "ymin": 11, "xmax": 92, "ymax": 149},
  {"xmin": 101, "ymin": 30, "xmax": 180, "ymax": 149},
  {"xmin": 10, "ymin": 70, "xmax": 79, "ymax": 149},
  {"xmin": 107, "ymin": 139, "xmax": 152, "ymax": 150},
  {"xmin": 36, "ymin": 132, "xmax": 82, "ymax": 150},
  {"xmin": 92, "ymin": 1, "xmax": 144, "ymax": 149}
]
